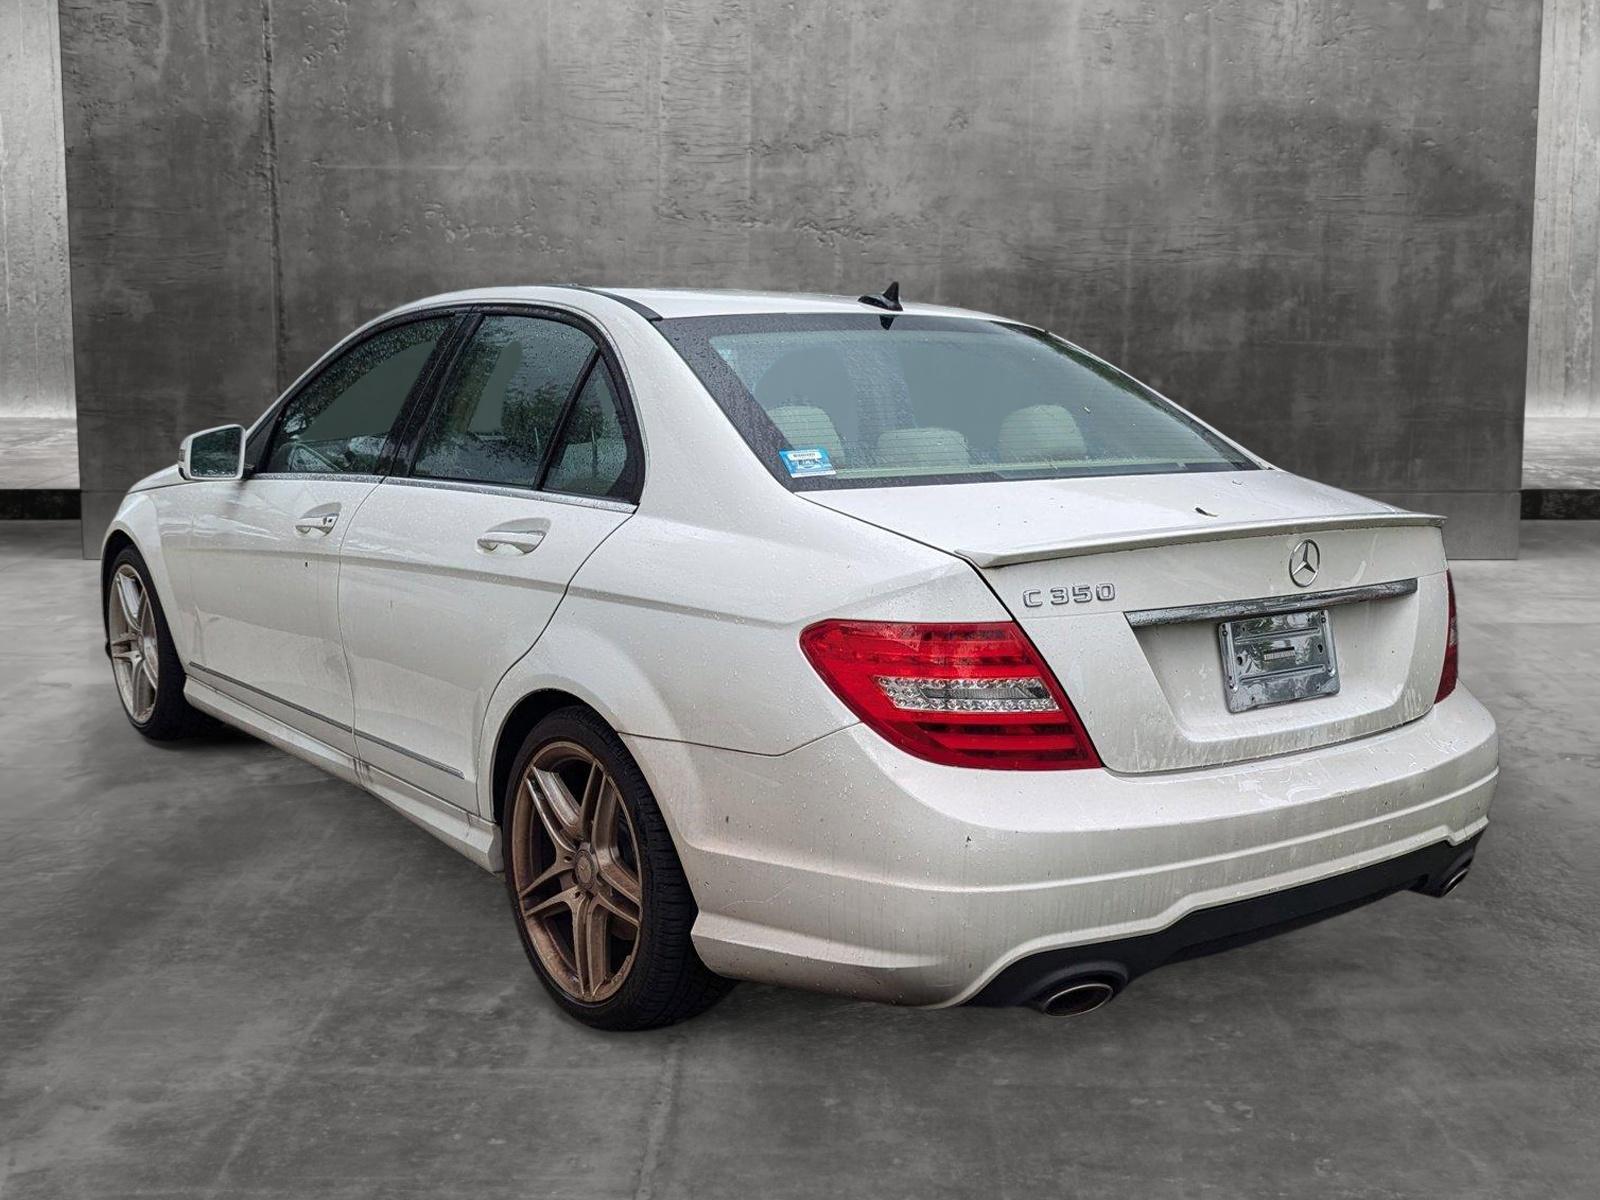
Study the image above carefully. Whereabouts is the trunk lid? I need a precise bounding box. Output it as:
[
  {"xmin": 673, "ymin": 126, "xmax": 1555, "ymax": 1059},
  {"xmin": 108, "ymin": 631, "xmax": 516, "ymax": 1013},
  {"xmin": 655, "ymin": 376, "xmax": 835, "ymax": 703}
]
[{"xmin": 805, "ymin": 470, "xmax": 1449, "ymax": 772}]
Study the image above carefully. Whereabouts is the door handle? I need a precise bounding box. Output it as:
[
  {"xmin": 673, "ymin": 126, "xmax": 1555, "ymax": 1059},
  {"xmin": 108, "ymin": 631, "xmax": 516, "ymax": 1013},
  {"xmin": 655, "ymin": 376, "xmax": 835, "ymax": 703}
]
[
  {"xmin": 476, "ymin": 529, "xmax": 546, "ymax": 555},
  {"xmin": 294, "ymin": 510, "xmax": 339, "ymax": 536}
]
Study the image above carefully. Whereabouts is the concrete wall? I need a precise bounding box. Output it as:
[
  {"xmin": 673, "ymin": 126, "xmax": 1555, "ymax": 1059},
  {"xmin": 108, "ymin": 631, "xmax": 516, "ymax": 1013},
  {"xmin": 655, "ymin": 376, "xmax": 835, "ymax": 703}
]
[
  {"xmin": 1529, "ymin": 0, "xmax": 1600, "ymax": 418},
  {"xmin": 1, "ymin": 0, "xmax": 75, "ymax": 418},
  {"xmin": 60, "ymin": 0, "xmax": 1543, "ymax": 557}
]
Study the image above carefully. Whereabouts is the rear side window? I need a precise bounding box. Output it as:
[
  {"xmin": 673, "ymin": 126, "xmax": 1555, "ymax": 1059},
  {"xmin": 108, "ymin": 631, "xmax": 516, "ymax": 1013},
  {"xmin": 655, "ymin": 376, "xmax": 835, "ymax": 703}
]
[
  {"xmin": 657, "ymin": 314, "xmax": 1254, "ymax": 489},
  {"xmin": 412, "ymin": 315, "xmax": 597, "ymax": 487},
  {"xmin": 543, "ymin": 364, "xmax": 636, "ymax": 499},
  {"xmin": 263, "ymin": 317, "xmax": 451, "ymax": 475}
]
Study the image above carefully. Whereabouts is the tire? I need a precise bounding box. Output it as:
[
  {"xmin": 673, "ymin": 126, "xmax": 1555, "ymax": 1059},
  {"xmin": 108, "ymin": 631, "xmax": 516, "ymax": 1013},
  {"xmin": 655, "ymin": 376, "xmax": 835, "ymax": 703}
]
[
  {"xmin": 501, "ymin": 706, "xmax": 733, "ymax": 1030},
  {"xmin": 106, "ymin": 547, "xmax": 212, "ymax": 740}
]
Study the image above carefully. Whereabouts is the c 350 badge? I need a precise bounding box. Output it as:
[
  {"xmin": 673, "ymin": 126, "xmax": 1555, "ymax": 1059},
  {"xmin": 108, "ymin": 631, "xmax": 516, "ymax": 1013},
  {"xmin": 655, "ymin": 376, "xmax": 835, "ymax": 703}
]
[{"xmin": 1020, "ymin": 583, "xmax": 1116, "ymax": 608}]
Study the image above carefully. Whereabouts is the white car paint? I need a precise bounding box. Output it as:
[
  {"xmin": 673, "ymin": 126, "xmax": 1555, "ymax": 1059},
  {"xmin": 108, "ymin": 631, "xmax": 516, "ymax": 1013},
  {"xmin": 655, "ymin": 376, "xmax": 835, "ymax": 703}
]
[{"xmin": 103, "ymin": 285, "xmax": 1496, "ymax": 1006}]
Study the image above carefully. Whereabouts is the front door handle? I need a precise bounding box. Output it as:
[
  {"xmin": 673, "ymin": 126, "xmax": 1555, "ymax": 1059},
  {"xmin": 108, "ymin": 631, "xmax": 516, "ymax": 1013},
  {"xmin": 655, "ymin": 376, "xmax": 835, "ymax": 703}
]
[
  {"xmin": 476, "ymin": 518, "xmax": 550, "ymax": 556},
  {"xmin": 476, "ymin": 529, "xmax": 546, "ymax": 555},
  {"xmin": 294, "ymin": 508, "xmax": 339, "ymax": 536}
]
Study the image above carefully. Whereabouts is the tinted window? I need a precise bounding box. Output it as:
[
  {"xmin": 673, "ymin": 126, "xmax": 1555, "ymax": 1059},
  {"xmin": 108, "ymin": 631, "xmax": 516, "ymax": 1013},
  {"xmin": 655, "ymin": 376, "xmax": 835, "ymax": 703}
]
[
  {"xmin": 264, "ymin": 318, "xmax": 450, "ymax": 475},
  {"xmin": 543, "ymin": 364, "xmax": 636, "ymax": 499},
  {"xmin": 658, "ymin": 314, "xmax": 1254, "ymax": 489},
  {"xmin": 412, "ymin": 316, "xmax": 596, "ymax": 487}
]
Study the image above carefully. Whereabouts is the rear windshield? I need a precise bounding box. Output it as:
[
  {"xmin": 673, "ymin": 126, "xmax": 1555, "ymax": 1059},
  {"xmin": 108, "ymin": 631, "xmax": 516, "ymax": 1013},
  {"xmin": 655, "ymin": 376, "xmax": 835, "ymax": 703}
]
[{"xmin": 657, "ymin": 314, "xmax": 1256, "ymax": 490}]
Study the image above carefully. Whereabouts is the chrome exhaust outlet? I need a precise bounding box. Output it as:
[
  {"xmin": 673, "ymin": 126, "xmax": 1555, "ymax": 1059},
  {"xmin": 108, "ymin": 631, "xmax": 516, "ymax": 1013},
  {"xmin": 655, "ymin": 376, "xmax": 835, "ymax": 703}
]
[
  {"xmin": 1437, "ymin": 865, "xmax": 1470, "ymax": 897},
  {"xmin": 1034, "ymin": 979, "xmax": 1119, "ymax": 1018}
]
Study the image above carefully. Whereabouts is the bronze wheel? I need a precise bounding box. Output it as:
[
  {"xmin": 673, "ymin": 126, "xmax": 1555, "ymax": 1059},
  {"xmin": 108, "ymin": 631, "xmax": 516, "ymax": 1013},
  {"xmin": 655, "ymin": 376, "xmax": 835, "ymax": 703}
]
[
  {"xmin": 108, "ymin": 563, "xmax": 159, "ymax": 724},
  {"xmin": 510, "ymin": 740, "xmax": 643, "ymax": 1004},
  {"xmin": 103, "ymin": 547, "xmax": 211, "ymax": 740},
  {"xmin": 501, "ymin": 707, "xmax": 734, "ymax": 1030}
]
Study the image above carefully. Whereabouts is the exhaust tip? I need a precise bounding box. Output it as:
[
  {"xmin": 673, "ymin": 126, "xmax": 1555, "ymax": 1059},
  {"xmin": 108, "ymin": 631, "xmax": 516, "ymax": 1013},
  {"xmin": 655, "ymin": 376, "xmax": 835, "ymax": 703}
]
[
  {"xmin": 1035, "ymin": 979, "xmax": 1119, "ymax": 1018},
  {"xmin": 1438, "ymin": 865, "xmax": 1470, "ymax": 897}
]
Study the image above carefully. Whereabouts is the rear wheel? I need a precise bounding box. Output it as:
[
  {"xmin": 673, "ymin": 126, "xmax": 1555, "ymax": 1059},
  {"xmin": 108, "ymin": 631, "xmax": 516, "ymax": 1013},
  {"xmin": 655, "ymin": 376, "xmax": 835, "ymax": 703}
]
[
  {"xmin": 106, "ymin": 548, "xmax": 210, "ymax": 740},
  {"xmin": 502, "ymin": 707, "xmax": 732, "ymax": 1030}
]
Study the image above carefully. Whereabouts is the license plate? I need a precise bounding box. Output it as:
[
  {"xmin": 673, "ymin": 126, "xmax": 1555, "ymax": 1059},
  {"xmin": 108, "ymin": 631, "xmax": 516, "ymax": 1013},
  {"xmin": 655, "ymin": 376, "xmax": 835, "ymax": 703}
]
[{"xmin": 1218, "ymin": 609, "xmax": 1339, "ymax": 713}]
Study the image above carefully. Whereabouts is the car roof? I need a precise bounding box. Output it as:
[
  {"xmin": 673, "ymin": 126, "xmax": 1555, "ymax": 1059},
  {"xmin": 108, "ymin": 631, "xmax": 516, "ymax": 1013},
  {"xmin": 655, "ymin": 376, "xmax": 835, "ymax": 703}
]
[
  {"xmin": 388, "ymin": 285, "xmax": 1006, "ymax": 323},
  {"xmin": 597, "ymin": 287, "xmax": 1004, "ymax": 321}
]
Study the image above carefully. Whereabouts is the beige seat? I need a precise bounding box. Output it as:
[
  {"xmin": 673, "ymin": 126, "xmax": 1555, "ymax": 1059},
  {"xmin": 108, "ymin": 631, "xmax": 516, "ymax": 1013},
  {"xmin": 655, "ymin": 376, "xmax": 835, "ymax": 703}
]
[
  {"xmin": 766, "ymin": 405, "xmax": 844, "ymax": 461},
  {"xmin": 997, "ymin": 404, "xmax": 1086, "ymax": 463},
  {"xmin": 875, "ymin": 427, "xmax": 970, "ymax": 469}
]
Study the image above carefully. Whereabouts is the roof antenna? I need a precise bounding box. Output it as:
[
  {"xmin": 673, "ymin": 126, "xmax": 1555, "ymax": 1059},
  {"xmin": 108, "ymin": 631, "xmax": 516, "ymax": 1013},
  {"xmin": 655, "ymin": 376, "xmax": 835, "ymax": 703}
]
[{"xmin": 858, "ymin": 280, "xmax": 902, "ymax": 312}]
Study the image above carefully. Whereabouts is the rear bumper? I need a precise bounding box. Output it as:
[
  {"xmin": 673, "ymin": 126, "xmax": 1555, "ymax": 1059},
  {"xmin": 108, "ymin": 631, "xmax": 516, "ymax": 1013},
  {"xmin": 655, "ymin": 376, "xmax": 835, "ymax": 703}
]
[
  {"xmin": 625, "ymin": 687, "xmax": 1497, "ymax": 1008},
  {"xmin": 971, "ymin": 832, "xmax": 1480, "ymax": 1007}
]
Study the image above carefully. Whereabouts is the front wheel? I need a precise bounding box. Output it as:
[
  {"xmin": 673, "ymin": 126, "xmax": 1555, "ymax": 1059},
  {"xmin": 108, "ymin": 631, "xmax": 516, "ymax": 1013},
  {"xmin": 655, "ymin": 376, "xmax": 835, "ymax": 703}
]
[
  {"xmin": 502, "ymin": 707, "xmax": 732, "ymax": 1030},
  {"xmin": 106, "ymin": 548, "xmax": 211, "ymax": 740}
]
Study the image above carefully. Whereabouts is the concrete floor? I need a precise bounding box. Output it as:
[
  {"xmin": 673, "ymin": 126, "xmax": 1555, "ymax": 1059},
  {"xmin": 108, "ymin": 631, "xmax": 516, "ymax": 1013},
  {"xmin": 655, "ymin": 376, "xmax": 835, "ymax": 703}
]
[
  {"xmin": 0, "ymin": 419, "xmax": 79, "ymax": 490},
  {"xmin": 1, "ymin": 521, "xmax": 1597, "ymax": 1199}
]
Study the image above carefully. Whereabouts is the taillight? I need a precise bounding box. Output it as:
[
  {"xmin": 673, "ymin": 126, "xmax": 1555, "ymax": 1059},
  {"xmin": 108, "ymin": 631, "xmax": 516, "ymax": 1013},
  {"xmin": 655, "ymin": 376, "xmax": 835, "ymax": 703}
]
[
  {"xmin": 798, "ymin": 620, "xmax": 1101, "ymax": 770},
  {"xmin": 1435, "ymin": 570, "xmax": 1459, "ymax": 703}
]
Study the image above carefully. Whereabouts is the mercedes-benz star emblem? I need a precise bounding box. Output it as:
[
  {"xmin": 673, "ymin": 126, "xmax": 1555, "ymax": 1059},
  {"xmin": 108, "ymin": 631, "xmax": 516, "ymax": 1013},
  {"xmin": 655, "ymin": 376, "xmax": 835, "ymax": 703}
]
[{"xmin": 1289, "ymin": 539, "xmax": 1321, "ymax": 588}]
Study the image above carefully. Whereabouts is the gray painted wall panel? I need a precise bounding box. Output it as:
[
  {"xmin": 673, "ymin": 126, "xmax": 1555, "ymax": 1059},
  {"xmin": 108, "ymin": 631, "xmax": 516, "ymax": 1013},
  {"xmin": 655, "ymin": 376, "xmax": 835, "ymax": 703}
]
[
  {"xmin": 1, "ymin": 0, "xmax": 75, "ymax": 418},
  {"xmin": 1529, "ymin": 0, "xmax": 1600, "ymax": 417},
  {"xmin": 62, "ymin": 0, "xmax": 1541, "ymax": 557}
]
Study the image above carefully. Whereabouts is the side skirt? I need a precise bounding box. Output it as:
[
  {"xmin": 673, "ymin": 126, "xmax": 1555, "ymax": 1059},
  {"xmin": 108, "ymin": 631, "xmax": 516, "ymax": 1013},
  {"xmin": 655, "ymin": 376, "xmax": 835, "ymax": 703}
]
[{"xmin": 185, "ymin": 677, "xmax": 503, "ymax": 872}]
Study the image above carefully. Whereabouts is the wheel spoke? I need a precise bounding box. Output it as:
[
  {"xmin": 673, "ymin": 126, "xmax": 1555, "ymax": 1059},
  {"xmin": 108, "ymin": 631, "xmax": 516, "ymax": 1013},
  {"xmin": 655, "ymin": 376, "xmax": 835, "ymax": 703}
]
[
  {"xmin": 115, "ymin": 572, "xmax": 144, "ymax": 633},
  {"xmin": 571, "ymin": 894, "xmax": 611, "ymax": 998},
  {"xmin": 530, "ymin": 766, "xmax": 584, "ymax": 838},
  {"xmin": 523, "ymin": 774, "xmax": 579, "ymax": 856},
  {"xmin": 577, "ymin": 761, "xmax": 605, "ymax": 840},
  {"xmin": 590, "ymin": 780, "xmax": 622, "ymax": 855},
  {"xmin": 141, "ymin": 651, "xmax": 159, "ymax": 689},
  {"xmin": 516, "ymin": 855, "xmax": 571, "ymax": 902},
  {"xmin": 132, "ymin": 666, "xmax": 155, "ymax": 716},
  {"xmin": 593, "ymin": 882, "xmax": 640, "ymax": 932},
  {"xmin": 522, "ymin": 883, "xmax": 582, "ymax": 923}
]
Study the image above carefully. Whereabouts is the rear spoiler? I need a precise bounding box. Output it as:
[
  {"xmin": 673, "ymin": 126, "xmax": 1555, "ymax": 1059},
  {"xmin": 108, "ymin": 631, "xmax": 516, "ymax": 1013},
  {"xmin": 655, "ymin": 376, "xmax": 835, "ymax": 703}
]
[{"xmin": 956, "ymin": 511, "xmax": 1445, "ymax": 569}]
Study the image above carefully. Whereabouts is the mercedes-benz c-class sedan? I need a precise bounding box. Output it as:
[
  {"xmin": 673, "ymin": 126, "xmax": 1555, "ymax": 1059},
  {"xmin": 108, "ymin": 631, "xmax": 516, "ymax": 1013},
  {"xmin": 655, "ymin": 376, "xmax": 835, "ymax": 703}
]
[{"xmin": 101, "ymin": 285, "xmax": 1496, "ymax": 1029}]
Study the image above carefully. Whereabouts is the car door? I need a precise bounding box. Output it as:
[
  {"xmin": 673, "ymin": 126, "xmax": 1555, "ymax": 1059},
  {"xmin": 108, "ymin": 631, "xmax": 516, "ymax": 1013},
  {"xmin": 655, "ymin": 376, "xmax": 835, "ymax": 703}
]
[
  {"xmin": 185, "ymin": 314, "xmax": 458, "ymax": 757},
  {"xmin": 337, "ymin": 310, "xmax": 642, "ymax": 809}
]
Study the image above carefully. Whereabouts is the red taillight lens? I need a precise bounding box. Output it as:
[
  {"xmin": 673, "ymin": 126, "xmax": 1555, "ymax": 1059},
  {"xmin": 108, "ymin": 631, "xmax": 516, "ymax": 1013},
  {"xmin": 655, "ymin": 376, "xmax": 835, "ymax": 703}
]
[
  {"xmin": 798, "ymin": 620, "xmax": 1101, "ymax": 770},
  {"xmin": 1435, "ymin": 570, "xmax": 1459, "ymax": 703}
]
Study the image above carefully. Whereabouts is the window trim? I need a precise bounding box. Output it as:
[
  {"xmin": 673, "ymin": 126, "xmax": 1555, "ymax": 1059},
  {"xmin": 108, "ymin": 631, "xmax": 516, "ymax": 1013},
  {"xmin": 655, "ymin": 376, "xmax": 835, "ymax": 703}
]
[
  {"xmin": 249, "ymin": 310, "xmax": 468, "ymax": 481},
  {"xmin": 393, "ymin": 303, "xmax": 645, "ymax": 505}
]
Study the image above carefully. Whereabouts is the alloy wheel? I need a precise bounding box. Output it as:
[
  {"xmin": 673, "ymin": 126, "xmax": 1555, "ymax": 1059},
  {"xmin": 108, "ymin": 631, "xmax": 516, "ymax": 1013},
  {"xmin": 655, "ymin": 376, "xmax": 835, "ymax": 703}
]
[
  {"xmin": 510, "ymin": 741, "xmax": 644, "ymax": 1003},
  {"xmin": 108, "ymin": 564, "xmax": 159, "ymax": 723}
]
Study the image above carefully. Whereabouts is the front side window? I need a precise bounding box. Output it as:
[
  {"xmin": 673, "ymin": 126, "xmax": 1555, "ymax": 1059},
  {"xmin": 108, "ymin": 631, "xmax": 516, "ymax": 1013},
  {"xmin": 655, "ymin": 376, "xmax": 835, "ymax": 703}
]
[
  {"xmin": 412, "ymin": 316, "xmax": 597, "ymax": 487},
  {"xmin": 263, "ymin": 318, "xmax": 451, "ymax": 475},
  {"xmin": 657, "ymin": 314, "xmax": 1255, "ymax": 489}
]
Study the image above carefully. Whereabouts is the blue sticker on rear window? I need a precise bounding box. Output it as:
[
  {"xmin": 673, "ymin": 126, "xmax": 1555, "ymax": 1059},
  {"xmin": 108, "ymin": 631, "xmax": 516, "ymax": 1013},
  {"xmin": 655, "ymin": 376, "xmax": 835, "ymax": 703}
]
[{"xmin": 779, "ymin": 447, "xmax": 835, "ymax": 478}]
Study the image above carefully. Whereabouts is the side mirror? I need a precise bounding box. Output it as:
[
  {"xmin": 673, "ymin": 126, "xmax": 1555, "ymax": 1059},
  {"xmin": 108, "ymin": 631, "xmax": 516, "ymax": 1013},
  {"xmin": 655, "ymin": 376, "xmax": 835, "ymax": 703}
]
[{"xmin": 178, "ymin": 424, "xmax": 246, "ymax": 482}]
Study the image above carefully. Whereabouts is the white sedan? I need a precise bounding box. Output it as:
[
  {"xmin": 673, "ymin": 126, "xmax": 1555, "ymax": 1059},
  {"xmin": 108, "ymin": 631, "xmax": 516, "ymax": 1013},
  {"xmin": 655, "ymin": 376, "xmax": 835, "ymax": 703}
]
[{"xmin": 101, "ymin": 285, "xmax": 1497, "ymax": 1029}]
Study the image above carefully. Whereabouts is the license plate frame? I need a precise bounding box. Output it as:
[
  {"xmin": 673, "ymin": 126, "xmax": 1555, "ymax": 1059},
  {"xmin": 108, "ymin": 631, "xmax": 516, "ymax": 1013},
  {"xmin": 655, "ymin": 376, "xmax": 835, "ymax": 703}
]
[{"xmin": 1218, "ymin": 608, "xmax": 1340, "ymax": 713}]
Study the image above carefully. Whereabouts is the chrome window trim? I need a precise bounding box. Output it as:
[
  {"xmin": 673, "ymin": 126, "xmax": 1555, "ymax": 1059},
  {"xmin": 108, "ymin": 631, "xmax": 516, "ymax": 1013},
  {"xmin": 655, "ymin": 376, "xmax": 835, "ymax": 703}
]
[
  {"xmin": 248, "ymin": 472, "xmax": 385, "ymax": 485},
  {"xmin": 1125, "ymin": 578, "xmax": 1418, "ymax": 628},
  {"xmin": 381, "ymin": 475, "xmax": 638, "ymax": 514}
]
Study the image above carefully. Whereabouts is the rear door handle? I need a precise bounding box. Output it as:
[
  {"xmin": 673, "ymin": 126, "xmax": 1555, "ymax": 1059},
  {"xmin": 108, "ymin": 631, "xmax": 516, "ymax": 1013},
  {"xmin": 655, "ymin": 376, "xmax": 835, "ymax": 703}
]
[
  {"xmin": 476, "ymin": 518, "xmax": 550, "ymax": 555},
  {"xmin": 476, "ymin": 530, "xmax": 546, "ymax": 555},
  {"xmin": 294, "ymin": 509, "xmax": 339, "ymax": 536}
]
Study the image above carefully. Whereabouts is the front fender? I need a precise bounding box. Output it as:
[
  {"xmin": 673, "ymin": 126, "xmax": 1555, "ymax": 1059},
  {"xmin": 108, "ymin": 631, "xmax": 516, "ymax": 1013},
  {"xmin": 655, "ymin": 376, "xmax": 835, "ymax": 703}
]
[{"xmin": 101, "ymin": 491, "xmax": 195, "ymax": 663}]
